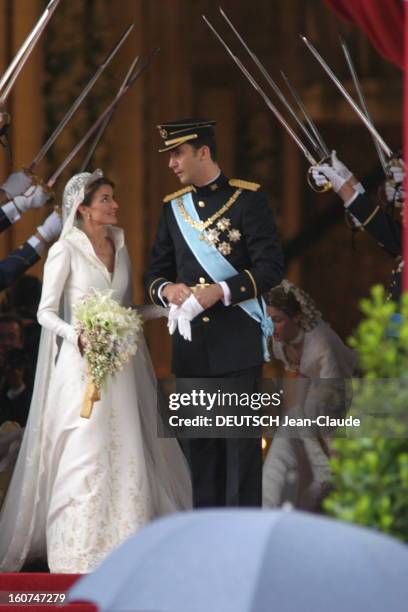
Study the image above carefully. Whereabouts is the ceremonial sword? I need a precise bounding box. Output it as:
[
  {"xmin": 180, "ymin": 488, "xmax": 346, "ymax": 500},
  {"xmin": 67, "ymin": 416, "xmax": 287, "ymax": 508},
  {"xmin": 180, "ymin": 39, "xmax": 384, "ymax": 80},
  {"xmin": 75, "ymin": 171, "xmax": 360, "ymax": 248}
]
[
  {"xmin": 47, "ymin": 48, "xmax": 160, "ymax": 188},
  {"xmin": 280, "ymin": 70, "xmax": 330, "ymax": 159},
  {"xmin": 0, "ymin": 0, "xmax": 61, "ymax": 98},
  {"xmin": 0, "ymin": 0, "xmax": 61, "ymax": 159},
  {"xmin": 203, "ymin": 14, "xmax": 330, "ymax": 191},
  {"xmin": 79, "ymin": 55, "xmax": 140, "ymax": 172},
  {"xmin": 28, "ymin": 23, "xmax": 134, "ymax": 172},
  {"xmin": 218, "ymin": 7, "xmax": 324, "ymax": 158},
  {"xmin": 339, "ymin": 37, "xmax": 388, "ymax": 174},
  {"xmin": 301, "ymin": 35, "xmax": 393, "ymax": 159},
  {"xmin": 203, "ymin": 15, "xmax": 316, "ymax": 165}
]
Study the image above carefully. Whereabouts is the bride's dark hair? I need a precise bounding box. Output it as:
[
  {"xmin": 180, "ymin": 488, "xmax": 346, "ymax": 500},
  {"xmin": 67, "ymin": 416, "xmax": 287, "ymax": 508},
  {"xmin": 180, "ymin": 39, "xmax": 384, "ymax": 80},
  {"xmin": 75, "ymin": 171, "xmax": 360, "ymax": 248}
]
[
  {"xmin": 75, "ymin": 177, "xmax": 115, "ymax": 220},
  {"xmin": 81, "ymin": 177, "xmax": 115, "ymax": 207}
]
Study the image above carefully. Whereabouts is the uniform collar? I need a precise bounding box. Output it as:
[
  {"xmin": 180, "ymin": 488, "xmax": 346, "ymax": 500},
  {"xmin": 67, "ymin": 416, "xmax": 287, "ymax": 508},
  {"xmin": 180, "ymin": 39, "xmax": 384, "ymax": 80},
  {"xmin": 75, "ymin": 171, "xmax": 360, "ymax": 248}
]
[{"xmin": 193, "ymin": 172, "xmax": 229, "ymax": 197}]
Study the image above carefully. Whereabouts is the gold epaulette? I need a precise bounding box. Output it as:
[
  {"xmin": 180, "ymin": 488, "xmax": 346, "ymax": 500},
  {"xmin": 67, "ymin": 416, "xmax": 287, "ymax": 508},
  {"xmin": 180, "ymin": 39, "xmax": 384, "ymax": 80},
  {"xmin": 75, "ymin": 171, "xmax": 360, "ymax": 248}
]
[
  {"xmin": 163, "ymin": 185, "xmax": 194, "ymax": 203},
  {"xmin": 229, "ymin": 179, "xmax": 261, "ymax": 191}
]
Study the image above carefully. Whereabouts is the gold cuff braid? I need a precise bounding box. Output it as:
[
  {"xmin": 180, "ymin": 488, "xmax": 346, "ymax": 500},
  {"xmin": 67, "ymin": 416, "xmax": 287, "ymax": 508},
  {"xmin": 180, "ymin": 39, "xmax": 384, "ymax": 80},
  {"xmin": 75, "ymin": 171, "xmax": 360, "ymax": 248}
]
[{"xmin": 244, "ymin": 269, "xmax": 257, "ymax": 298}]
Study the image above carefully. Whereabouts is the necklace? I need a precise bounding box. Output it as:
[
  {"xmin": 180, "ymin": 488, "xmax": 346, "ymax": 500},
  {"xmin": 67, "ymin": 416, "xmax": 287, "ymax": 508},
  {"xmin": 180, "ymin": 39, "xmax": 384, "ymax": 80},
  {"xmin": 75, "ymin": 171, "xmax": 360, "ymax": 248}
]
[{"xmin": 176, "ymin": 188, "xmax": 243, "ymax": 234}]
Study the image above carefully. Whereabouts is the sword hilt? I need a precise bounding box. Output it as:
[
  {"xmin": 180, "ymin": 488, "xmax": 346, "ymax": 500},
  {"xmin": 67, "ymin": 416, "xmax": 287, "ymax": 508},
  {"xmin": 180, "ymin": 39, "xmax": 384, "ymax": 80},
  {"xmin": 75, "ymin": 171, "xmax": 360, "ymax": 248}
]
[
  {"xmin": 384, "ymin": 155, "xmax": 405, "ymax": 205},
  {"xmin": 307, "ymin": 156, "xmax": 332, "ymax": 193},
  {"xmin": 384, "ymin": 154, "xmax": 403, "ymax": 175},
  {"xmin": 22, "ymin": 166, "xmax": 55, "ymax": 203}
]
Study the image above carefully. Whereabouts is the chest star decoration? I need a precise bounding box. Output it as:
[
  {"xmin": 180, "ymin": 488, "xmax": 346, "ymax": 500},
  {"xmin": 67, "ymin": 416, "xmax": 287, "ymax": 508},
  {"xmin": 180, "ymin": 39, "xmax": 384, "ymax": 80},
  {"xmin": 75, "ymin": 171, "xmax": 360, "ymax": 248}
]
[
  {"xmin": 228, "ymin": 229, "xmax": 241, "ymax": 242},
  {"xmin": 217, "ymin": 217, "xmax": 231, "ymax": 231}
]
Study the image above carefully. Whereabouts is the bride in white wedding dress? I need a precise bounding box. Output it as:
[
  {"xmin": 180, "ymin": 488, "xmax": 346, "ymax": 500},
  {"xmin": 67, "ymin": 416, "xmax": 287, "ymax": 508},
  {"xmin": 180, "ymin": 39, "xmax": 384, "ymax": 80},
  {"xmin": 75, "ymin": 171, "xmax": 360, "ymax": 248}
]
[{"xmin": 0, "ymin": 170, "xmax": 191, "ymax": 573}]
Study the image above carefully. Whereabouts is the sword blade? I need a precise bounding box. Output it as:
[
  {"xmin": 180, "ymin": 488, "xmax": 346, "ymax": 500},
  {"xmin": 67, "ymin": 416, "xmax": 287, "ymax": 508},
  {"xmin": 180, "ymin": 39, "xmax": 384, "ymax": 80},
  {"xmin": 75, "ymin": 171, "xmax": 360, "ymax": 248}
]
[
  {"xmin": 80, "ymin": 55, "xmax": 139, "ymax": 172},
  {"xmin": 0, "ymin": 0, "xmax": 61, "ymax": 97},
  {"xmin": 30, "ymin": 22, "xmax": 134, "ymax": 170},
  {"xmin": 126, "ymin": 47, "xmax": 160, "ymax": 87},
  {"xmin": 339, "ymin": 37, "xmax": 388, "ymax": 173},
  {"xmin": 301, "ymin": 35, "xmax": 393, "ymax": 158},
  {"xmin": 203, "ymin": 15, "xmax": 316, "ymax": 165},
  {"xmin": 0, "ymin": 16, "xmax": 53, "ymax": 103},
  {"xmin": 219, "ymin": 7, "xmax": 323, "ymax": 157},
  {"xmin": 280, "ymin": 70, "xmax": 330, "ymax": 158},
  {"xmin": 47, "ymin": 48, "xmax": 159, "ymax": 187}
]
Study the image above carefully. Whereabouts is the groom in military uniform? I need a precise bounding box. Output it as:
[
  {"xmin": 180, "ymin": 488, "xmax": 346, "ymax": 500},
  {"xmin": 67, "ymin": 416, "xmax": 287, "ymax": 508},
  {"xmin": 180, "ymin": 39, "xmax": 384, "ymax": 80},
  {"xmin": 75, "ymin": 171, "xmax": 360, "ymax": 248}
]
[{"xmin": 146, "ymin": 119, "xmax": 283, "ymax": 507}]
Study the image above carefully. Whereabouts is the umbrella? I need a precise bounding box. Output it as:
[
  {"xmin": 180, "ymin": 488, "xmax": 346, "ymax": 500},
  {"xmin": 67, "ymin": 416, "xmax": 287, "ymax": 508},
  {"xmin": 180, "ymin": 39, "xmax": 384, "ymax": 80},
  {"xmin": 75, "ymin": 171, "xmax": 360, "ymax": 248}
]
[{"xmin": 69, "ymin": 509, "xmax": 408, "ymax": 612}]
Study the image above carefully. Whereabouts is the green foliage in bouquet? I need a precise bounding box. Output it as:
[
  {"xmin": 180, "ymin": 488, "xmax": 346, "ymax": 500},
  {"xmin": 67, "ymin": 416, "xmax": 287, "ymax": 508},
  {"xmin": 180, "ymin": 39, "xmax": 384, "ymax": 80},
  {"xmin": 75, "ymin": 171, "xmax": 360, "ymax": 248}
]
[{"xmin": 324, "ymin": 286, "xmax": 408, "ymax": 541}]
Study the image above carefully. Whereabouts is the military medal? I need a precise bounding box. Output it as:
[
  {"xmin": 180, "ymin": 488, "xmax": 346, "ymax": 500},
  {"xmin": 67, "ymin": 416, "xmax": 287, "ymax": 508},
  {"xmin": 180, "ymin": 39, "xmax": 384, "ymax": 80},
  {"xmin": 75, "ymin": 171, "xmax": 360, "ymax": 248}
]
[{"xmin": 177, "ymin": 189, "xmax": 243, "ymax": 255}]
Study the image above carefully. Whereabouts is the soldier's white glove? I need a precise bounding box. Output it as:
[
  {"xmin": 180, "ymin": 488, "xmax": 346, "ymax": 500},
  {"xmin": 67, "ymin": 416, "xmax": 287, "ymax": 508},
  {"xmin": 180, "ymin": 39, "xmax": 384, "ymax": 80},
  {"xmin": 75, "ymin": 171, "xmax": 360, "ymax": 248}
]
[
  {"xmin": 167, "ymin": 294, "xmax": 204, "ymax": 341},
  {"xmin": 310, "ymin": 163, "xmax": 347, "ymax": 194},
  {"xmin": 311, "ymin": 150, "xmax": 355, "ymax": 193},
  {"xmin": 385, "ymin": 159, "xmax": 405, "ymax": 203},
  {"xmin": 13, "ymin": 184, "xmax": 50, "ymax": 213},
  {"xmin": 37, "ymin": 211, "xmax": 62, "ymax": 243},
  {"xmin": 1, "ymin": 170, "xmax": 33, "ymax": 199},
  {"xmin": 330, "ymin": 150, "xmax": 353, "ymax": 181}
]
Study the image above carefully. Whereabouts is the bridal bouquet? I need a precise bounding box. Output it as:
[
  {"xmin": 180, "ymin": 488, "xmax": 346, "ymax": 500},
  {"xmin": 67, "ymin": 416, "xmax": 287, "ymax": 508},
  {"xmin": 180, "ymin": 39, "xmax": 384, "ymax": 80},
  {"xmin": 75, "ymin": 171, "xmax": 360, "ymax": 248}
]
[{"xmin": 73, "ymin": 288, "xmax": 143, "ymax": 419}]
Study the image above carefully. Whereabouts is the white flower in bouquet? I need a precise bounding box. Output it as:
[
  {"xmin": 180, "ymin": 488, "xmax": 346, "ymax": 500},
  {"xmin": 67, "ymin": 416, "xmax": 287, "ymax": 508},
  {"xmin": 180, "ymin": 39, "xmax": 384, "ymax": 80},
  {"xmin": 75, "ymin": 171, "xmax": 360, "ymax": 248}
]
[{"xmin": 73, "ymin": 289, "xmax": 143, "ymax": 418}]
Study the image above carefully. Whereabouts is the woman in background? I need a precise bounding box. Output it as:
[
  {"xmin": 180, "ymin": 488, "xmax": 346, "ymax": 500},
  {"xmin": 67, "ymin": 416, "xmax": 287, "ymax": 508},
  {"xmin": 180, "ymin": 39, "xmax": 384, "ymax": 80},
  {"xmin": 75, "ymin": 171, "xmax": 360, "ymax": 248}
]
[{"xmin": 262, "ymin": 280, "xmax": 357, "ymax": 510}]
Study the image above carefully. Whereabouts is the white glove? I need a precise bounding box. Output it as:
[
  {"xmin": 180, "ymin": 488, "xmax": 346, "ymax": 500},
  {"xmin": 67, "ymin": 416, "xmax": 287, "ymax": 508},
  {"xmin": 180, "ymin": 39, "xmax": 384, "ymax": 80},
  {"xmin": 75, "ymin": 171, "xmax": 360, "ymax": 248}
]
[
  {"xmin": 385, "ymin": 160, "xmax": 405, "ymax": 203},
  {"xmin": 330, "ymin": 150, "xmax": 353, "ymax": 181},
  {"xmin": 388, "ymin": 159, "xmax": 405, "ymax": 184},
  {"xmin": 37, "ymin": 211, "xmax": 62, "ymax": 243},
  {"xmin": 167, "ymin": 295, "xmax": 204, "ymax": 341},
  {"xmin": 167, "ymin": 305, "xmax": 179, "ymax": 335},
  {"xmin": 178, "ymin": 317, "xmax": 192, "ymax": 342},
  {"xmin": 1, "ymin": 170, "xmax": 33, "ymax": 199},
  {"xmin": 310, "ymin": 163, "xmax": 347, "ymax": 194},
  {"xmin": 179, "ymin": 294, "xmax": 205, "ymax": 319},
  {"xmin": 13, "ymin": 184, "xmax": 50, "ymax": 213},
  {"xmin": 167, "ymin": 305, "xmax": 189, "ymax": 338}
]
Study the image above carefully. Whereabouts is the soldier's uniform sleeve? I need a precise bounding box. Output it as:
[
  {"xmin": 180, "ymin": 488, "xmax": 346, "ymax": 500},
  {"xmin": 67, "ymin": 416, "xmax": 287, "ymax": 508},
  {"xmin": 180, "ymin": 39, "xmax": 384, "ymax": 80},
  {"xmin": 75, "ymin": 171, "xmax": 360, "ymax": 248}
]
[
  {"xmin": 348, "ymin": 193, "xmax": 401, "ymax": 258},
  {"xmin": 0, "ymin": 242, "xmax": 40, "ymax": 292},
  {"xmin": 0, "ymin": 208, "xmax": 12, "ymax": 233},
  {"xmin": 225, "ymin": 189, "xmax": 284, "ymax": 305},
  {"xmin": 145, "ymin": 205, "xmax": 177, "ymax": 305}
]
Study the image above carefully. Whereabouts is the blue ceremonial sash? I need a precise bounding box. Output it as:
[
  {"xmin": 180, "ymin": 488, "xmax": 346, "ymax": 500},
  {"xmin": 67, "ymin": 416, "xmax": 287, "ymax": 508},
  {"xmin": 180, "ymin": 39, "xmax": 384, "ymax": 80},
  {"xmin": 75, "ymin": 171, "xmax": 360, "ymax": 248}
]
[{"xmin": 171, "ymin": 191, "xmax": 273, "ymax": 361}]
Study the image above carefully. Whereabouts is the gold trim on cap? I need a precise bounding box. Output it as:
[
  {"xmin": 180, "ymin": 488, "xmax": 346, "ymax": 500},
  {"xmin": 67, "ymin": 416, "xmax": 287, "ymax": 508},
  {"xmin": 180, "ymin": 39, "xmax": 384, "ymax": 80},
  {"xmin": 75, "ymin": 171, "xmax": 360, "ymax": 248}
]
[
  {"xmin": 158, "ymin": 134, "xmax": 199, "ymax": 153},
  {"xmin": 165, "ymin": 134, "xmax": 198, "ymax": 146}
]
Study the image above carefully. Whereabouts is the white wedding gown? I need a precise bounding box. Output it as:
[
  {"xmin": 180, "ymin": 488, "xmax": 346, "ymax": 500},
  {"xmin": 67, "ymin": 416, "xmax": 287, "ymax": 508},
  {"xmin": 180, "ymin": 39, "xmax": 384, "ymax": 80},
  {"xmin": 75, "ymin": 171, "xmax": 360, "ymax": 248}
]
[{"xmin": 0, "ymin": 226, "xmax": 191, "ymax": 573}]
